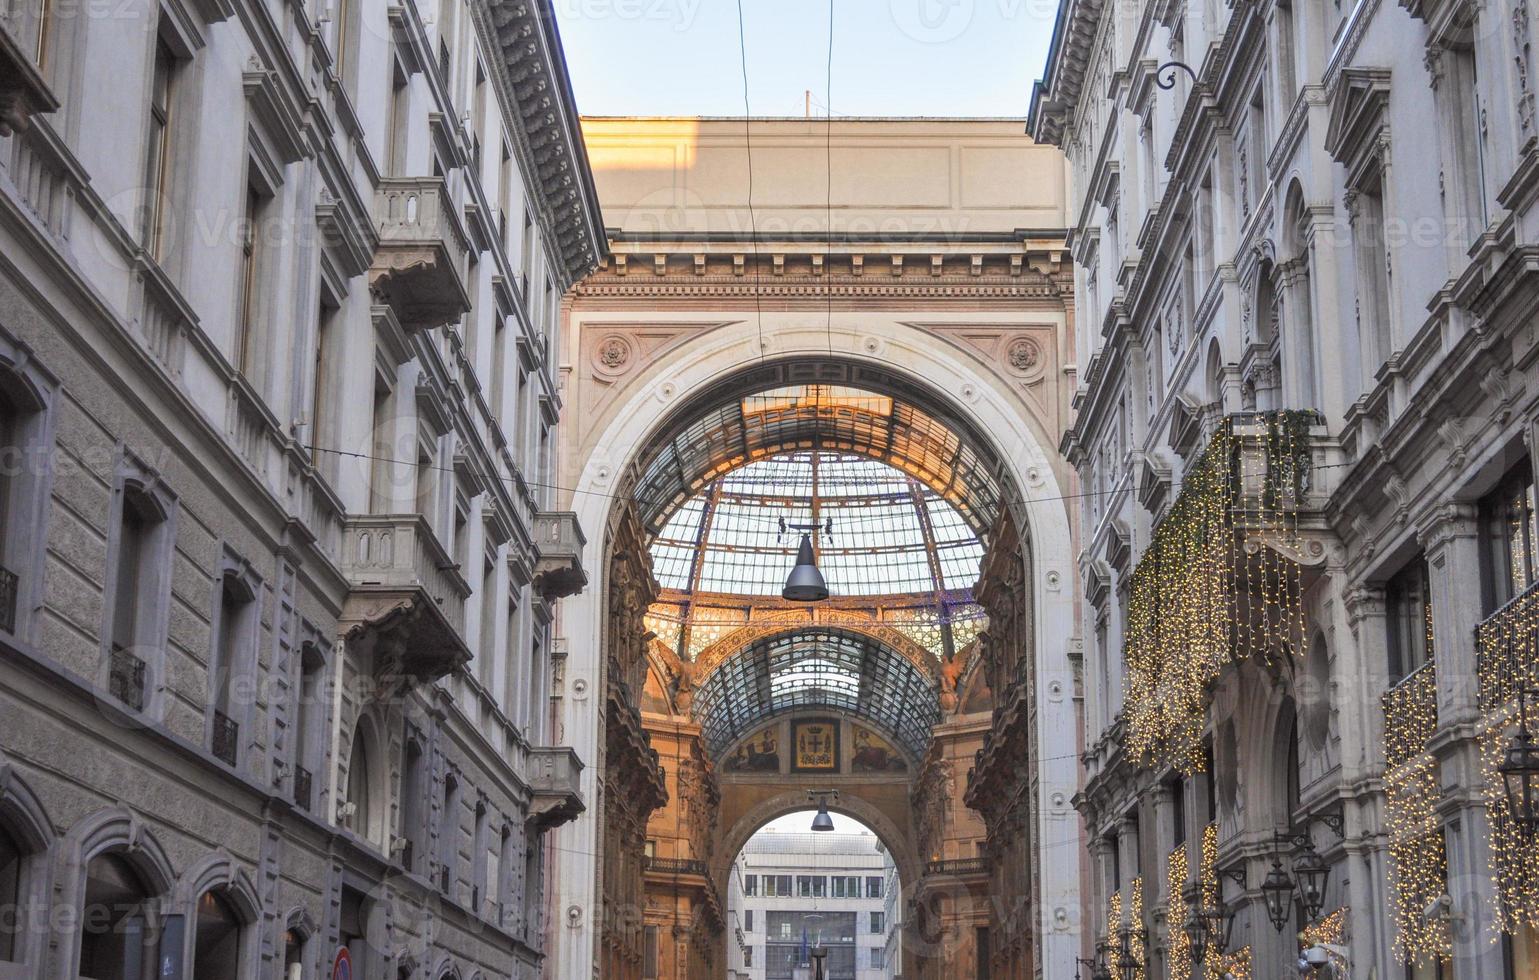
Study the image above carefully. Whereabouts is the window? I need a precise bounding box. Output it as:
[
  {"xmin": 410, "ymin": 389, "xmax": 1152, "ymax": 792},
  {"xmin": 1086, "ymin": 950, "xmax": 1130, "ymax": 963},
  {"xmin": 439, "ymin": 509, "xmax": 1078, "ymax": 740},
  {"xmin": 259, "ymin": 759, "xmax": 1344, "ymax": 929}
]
[
  {"xmin": 143, "ymin": 37, "xmax": 178, "ymax": 259},
  {"xmin": 743, "ymin": 909, "xmax": 753, "ymax": 931},
  {"xmin": 1479, "ymin": 461, "xmax": 1538, "ymax": 613},
  {"xmin": 369, "ymin": 380, "xmax": 394, "ymax": 513},
  {"xmin": 479, "ymin": 556, "xmax": 498, "ymax": 686},
  {"xmin": 192, "ymin": 889, "xmax": 244, "ymax": 980},
  {"xmin": 743, "ymin": 946, "xmax": 752, "ymax": 967},
  {"xmin": 642, "ymin": 925, "xmax": 658, "ymax": 979},
  {"xmin": 491, "ymin": 316, "xmax": 507, "ymax": 422},
  {"xmin": 439, "ymin": 772, "xmax": 460, "ymax": 894},
  {"xmin": 472, "ymin": 801, "xmax": 489, "ymax": 915},
  {"xmin": 643, "ymin": 839, "xmax": 656, "ymax": 860},
  {"xmin": 870, "ymin": 911, "xmax": 884, "ymax": 933},
  {"xmin": 865, "ymin": 875, "xmax": 883, "ymax": 898},
  {"xmin": 387, "ymin": 62, "xmax": 409, "ymax": 176},
  {"xmin": 309, "ymin": 299, "xmax": 338, "ymax": 469},
  {"xmin": 291, "ymin": 643, "xmax": 326, "ymax": 810},
  {"xmin": 282, "ymin": 928, "xmax": 305, "ymax": 980},
  {"xmin": 831, "ymin": 875, "xmax": 861, "ymax": 898},
  {"xmin": 1352, "ymin": 172, "xmax": 1393, "ymax": 374},
  {"xmin": 520, "ymin": 210, "xmax": 535, "ymax": 296},
  {"xmin": 525, "ymin": 636, "xmax": 546, "ymax": 743},
  {"xmin": 78, "ymin": 853, "xmax": 157, "ymax": 980},
  {"xmin": 344, "ymin": 723, "xmax": 375, "ymax": 844},
  {"xmin": 234, "ymin": 183, "xmax": 267, "ymax": 378},
  {"xmin": 105, "ymin": 479, "xmax": 171, "ymax": 711},
  {"xmin": 0, "ymin": 823, "xmax": 22, "ymax": 961},
  {"xmin": 762, "ymin": 874, "xmax": 793, "ymax": 897},
  {"xmin": 870, "ymin": 946, "xmax": 885, "ymax": 968},
  {"xmin": 1386, "ymin": 556, "xmax": 1434, "ymax": 682},
  {"xmin": 211, "ymin": 570, "xmax": 256, "ymax": 765},
  {"xmin": 977, "ymin": 926, "xmax": 991, "ymax": 980},
  {"xmin": 338, "ymin": 886, "xmax": 370, "ymax": 975},
  {"xmin": 742, "ymin": 874, "xmax": 757, "ymax": 896},
  {"xmin": 522, "ymin": 836, "xmax": 543, "ymax": 939},
  {"xmin": 331, "ymin": 0, "xmax": 358, "ymax": 89},
  {"xmin": 399, "ymin": 734, "xmax": 427, "ymax": 872},
  {"xmin": 0, "ymin": 359, "xmax": 50, "ymax": 637}
]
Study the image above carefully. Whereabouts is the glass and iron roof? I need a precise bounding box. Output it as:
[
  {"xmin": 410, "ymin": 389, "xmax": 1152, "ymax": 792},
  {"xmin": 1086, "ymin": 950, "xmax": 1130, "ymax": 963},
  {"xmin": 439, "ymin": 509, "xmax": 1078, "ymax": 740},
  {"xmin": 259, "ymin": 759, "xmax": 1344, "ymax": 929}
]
[
  {"xmin": 693, "ymin": 629, "xmax": 939, "ymax": 759},
  {"xmin": 650, "ymin": 451, "xmax": 985, "ymax": 598},
  {"xmin": 631, "ymin": 383, "xmax": 1006, "ymax": 537}
]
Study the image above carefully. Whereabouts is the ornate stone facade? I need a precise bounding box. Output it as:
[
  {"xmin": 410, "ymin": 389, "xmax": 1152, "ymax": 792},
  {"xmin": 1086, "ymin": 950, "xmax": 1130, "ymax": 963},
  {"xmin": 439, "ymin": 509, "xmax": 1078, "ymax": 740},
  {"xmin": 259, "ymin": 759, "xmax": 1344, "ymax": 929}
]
[
  {"xmin": 0, "ymin": 0, "xmax": 597, "ymax": 978},
  {"xmin": 1032, "ymin": 0, "xmax": 1539, "ymax": 968}
]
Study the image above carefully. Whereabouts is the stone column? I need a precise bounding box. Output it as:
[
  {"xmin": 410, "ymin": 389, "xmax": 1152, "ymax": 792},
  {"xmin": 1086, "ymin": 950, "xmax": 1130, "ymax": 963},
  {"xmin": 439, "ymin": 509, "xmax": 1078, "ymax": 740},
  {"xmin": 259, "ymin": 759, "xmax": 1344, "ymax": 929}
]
[{"xmin": 1421, "ymin": 504, "xmax": 1506, "ymax": 976}]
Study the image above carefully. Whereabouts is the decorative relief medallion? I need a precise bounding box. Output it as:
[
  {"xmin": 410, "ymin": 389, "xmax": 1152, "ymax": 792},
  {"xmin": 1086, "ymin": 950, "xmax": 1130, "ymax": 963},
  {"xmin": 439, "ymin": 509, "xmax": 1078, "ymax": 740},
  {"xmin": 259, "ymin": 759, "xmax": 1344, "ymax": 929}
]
[
  {"xmin": 592, "ymin": 334, "xmax": 634, "ymax": 378},
  {"xmin": 1005, "ymin": 338, "xmax": 1041, "ymax": 374}
]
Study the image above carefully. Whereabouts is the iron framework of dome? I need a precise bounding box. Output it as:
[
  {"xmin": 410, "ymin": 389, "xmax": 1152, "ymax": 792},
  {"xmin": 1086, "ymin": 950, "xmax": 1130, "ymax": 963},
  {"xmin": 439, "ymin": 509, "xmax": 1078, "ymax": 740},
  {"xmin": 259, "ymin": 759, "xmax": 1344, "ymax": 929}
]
[{"xmin": 691, "ymin": 629, "xmax": 940, "ymax": 759}]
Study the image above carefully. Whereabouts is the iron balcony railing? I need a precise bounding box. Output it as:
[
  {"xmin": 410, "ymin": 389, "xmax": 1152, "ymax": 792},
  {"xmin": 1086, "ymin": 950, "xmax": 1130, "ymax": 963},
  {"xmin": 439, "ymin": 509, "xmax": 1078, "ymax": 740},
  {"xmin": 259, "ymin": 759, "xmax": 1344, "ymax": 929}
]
[
  {"xmin": 211, "ymin": 710, "xmax": 239, "ymax": 766},
  {"xmin": 1476, "ymin": 579, "xmax": 1539, "ymax": 715},
  {"xmin": 644, "ymin": 856, "xmax": 708, "ymax": 876},
  {"xmin": 925, "ymin": 857, "xmax": 988, "ymax": 877},
  {"xmin": 0, "ymin": 563, "xmax": 16, "ymax": 633},
  {"xmin": 292, "ymin": 765, "xmax": 313, "ymax": 811},
  {"xmin": 108, "ymin": 644, "xmax": 146, "ymax": 711}
]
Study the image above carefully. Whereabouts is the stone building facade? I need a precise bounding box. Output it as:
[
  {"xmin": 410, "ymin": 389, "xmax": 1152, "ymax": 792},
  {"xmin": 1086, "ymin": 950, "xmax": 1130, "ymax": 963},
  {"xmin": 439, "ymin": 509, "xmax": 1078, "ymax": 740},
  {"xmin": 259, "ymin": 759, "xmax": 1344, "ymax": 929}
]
[
  {"xmin": 0, "ymin": 0, "xmax": 599, "ymax": 977},
  {"xmin": 1030, "ymin": 0, "xmax": 1539, "ymax": 970}
]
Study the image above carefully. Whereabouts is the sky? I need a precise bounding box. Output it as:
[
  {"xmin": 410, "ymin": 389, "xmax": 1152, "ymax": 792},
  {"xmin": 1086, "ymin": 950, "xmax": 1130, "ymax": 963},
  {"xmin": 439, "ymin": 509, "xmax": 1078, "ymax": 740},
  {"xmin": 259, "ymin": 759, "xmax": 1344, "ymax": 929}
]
[{"xmin": 552, "ymin": 0, "xmax": 1059, "ymax": 118}]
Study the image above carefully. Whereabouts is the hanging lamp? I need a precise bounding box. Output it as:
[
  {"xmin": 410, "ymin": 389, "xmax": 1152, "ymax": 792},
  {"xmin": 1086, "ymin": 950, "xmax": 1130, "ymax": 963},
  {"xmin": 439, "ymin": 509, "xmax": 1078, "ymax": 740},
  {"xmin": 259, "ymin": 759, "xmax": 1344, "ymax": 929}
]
[{"xmin": 782, "ymin": 531, "xmax": 829, "ymax": 602}]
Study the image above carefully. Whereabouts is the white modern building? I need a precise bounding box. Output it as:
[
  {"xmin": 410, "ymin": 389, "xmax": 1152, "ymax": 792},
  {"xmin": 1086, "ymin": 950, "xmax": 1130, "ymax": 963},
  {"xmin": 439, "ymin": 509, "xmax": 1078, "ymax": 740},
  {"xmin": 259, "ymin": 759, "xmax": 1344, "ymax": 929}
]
[{"xmin": 727, "ymin": 828, "xmax": 900, "ymax": 980}]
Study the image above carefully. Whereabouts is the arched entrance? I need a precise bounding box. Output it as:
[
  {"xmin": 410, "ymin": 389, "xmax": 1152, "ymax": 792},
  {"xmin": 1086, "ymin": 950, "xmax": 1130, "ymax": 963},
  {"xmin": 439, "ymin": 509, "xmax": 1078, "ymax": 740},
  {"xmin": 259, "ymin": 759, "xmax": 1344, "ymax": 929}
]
[{"xmin": 550, "ymin": 117, "xmax": 1079, "ymax": 980}]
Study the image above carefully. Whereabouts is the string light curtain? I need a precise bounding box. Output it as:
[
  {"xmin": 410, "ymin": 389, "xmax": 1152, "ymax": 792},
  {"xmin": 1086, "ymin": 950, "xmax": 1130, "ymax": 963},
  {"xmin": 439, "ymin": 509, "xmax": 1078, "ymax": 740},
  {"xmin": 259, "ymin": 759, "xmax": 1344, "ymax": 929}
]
[
  {"xmin": 1382, "ymin": 659, "xmax": 1451, "ymax": 965},
  {"xmin": 1122, "ymin": 411, "xmax": 1315, "ymax": 772},
  {"xmin": 1199, "ymin": 823, "xmax": 1222, "ymax": 980},
  {"xmin": 1477, "ymin": 580, "xmax": 1539, "ymax": 934},
  {"xmin": 1166, "ymin": 844, "xmax": 1192, "ymax": 980}
]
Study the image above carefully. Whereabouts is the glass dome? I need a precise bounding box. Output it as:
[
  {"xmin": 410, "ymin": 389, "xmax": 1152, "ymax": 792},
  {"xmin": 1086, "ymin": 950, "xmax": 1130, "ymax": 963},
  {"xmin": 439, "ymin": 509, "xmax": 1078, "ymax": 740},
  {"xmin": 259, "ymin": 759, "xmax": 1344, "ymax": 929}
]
[{"xmin": 649, "ymin": 451, "xmax": 984, "ymax": 598}]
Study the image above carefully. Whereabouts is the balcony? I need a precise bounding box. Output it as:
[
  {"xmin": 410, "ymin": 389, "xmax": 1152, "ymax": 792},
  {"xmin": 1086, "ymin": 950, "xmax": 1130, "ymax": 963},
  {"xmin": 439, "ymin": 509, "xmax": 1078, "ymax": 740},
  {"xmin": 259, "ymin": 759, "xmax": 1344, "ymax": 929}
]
[
  {"xmin": 369, "ymin": 178, "xmax": 470, "ymax": 331},
  {"xmin": 211, "ymin": 711, "xmax": 239, "ymax": 766},
  {"xmin": 1477, "ymin": 580, "xmax": 1539, "ymax": 717},
  {"xmin": 527, "ymin": 746, "xmax": 585, "ymax": 829},
  {"xmin": 108, "ymin": 645, "xmax": 146, "ymax": 711},
  {"xmin": 0, "ymin": 563, "xmax": 16, "ymax": 633},
  {"xmin": 293, "ymin": 765, "xmax": 313, "ymax": 811},
  {"xmin": 924, "ymin": 857, "xmax": 988, "ymax": 877},
  {"xmin": 337, "ymin": 514, "xmax": 471, "ymax": 686},
  {"xmin": 532, "ymin": 511, "xmax": 587, "ymax": 601},
  {"xmin": 0, "ymin": 12, "xmax": 59, "ymax": 136}
]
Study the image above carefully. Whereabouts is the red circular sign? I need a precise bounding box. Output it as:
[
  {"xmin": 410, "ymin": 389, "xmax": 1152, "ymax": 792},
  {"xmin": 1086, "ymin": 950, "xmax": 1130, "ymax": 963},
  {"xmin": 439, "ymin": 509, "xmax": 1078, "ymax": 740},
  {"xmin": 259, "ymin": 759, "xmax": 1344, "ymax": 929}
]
[{"xmin": 332, "ymin": 947, "xmax": 352, "ymax": 980}]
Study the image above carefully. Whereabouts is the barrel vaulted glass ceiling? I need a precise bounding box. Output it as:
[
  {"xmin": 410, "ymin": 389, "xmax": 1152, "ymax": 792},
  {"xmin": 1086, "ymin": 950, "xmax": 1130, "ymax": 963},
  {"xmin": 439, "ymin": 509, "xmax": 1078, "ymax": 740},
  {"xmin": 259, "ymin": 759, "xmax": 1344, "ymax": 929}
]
[{"xmin": 693, "ymin": 630, "xmax": 940, "ymax": 759}]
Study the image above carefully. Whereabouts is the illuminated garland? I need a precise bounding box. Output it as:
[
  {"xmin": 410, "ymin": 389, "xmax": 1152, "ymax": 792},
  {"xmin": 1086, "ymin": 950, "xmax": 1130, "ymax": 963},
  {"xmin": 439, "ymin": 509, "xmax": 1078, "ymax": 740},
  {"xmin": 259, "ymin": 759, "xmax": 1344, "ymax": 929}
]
[
  {"xmin": 1167, "ymin": 844, "xmax": 1191, "ymax": 980},
  {"xmin": 1477, "ymin": 581, "xmax": 1539, "ymax": 932},
  {"xmin": 1199, "ymin": 823, "xmax": 1222, "ymax": 980},
  {"xmin": 1301, "ymin": 907, "xmax": 1349, "ymax": 976},
  {"xmin": 1382, "ymin": 662, "xmax": 1451, "ymax": 964},
  {"xmin": 1128, "ymin": 876, "xmax": 1146, "ymax": 980},
  {"xmin": 1107, "ymin": 891, "xmax": 1123, "ymax": 980},
  {"xmin": 1123, "ymin": 412, "xmax": 1314, "ymax": 771},
  {"xmin": 1216, "ymin": 946, "xmax": 1251, "ymax": 980}
]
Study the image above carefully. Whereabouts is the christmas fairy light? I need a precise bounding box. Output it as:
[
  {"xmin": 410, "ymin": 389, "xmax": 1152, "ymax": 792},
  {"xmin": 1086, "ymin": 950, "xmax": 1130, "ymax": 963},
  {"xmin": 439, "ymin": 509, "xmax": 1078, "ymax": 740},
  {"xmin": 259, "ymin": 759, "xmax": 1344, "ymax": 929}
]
[
  {"xmin": 1301, "ymin": 907, "xmax": 1349, "ymax": 969},
  {"xmin": 1477, "ymin": 580, "xmax": 1539, "ymax": 933},
  {"xmin": 1200, "ymin": 822, "xmax": 1222, "ymax": 980},
  {"xmin": 1123, "ymin": 411, "xmax": 1316, "ymax": 772},
  {"xmin": 1167, "ymin": 844, "xmax": 1192, "ymax": 980},
  {"xmin": 1129, "ymin": 876, "xmax": 1147, "ymax": 980},
  {"xmin": 1108, "ymin": 890, "xmax": 1123, "ymax": 980},
  {"xmin": 1216, "ymin": 945, "xmax": 1251, "ymax": 980},
  {"xmin": 1383, "ymin": 660, "xmax": 1451, "ymax": 964}
]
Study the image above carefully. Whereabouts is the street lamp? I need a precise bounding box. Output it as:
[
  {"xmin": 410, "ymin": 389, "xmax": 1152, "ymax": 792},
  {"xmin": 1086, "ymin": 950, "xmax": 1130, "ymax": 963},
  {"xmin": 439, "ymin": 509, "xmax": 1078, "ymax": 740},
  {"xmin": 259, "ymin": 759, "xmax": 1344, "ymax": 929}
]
[
  {"xmin": 1499, "ymin": 683, "xmax": 1539, "ymax": 833},
  {"xmin": 1292, "ymin": 841, "xmax": 1332, "ymax": 921},
  {"xmin": 808, "ymin": 789, "xmax": 838, "ymax": 832},
  {"xmin": 1185, "ymin": 900, "xmax": 1235, "ymax": 962},
  {"xmin": 1261, "ymin": 857, "xmax": 1295, "ymax": 933},
  {"xmin": 1117, "ymin": 927, "xmax": 1144, "ymax": 980}
]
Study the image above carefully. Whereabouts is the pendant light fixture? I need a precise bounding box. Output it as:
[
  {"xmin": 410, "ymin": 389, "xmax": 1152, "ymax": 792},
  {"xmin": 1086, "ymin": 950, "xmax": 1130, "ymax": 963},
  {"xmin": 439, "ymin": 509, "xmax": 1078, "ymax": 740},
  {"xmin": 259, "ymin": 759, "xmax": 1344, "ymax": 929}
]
[
  {"xmin": 781, "ymin": 520, "xmax": 831, "ymax": 602},
  {"xmin": 809, "ymin": 789, "xmax": 838, "ymax": 831}
]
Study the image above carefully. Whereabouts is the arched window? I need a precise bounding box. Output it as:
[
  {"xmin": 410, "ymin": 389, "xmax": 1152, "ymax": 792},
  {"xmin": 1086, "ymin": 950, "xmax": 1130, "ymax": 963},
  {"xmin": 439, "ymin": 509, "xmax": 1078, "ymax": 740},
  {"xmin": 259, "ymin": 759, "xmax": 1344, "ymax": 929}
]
[
  {"xmin": 282, "ymin": 926, "xmax": 306, "ymax": 980},
  {"xmin": 78, "ymin": 853, "xmax": 158, "ymax": 980},
  {"xmin": 345, "ymin": 721, "xmax": 377, "ymax": 845},
  {"xmin": 191, "ymin": 889, "xmax": 244, "ymax": 980}
]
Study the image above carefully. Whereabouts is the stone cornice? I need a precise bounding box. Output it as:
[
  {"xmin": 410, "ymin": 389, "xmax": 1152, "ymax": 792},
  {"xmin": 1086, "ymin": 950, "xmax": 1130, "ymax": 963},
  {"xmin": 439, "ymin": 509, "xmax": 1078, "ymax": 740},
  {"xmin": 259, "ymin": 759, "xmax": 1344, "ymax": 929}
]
[
  {"xmin": 1027, "ymin": 0, "xmax": 1108, "ymax": 145},
  {"xmin": 481, "ymin": 0, "xmax": 605, "ymax": 288}
]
